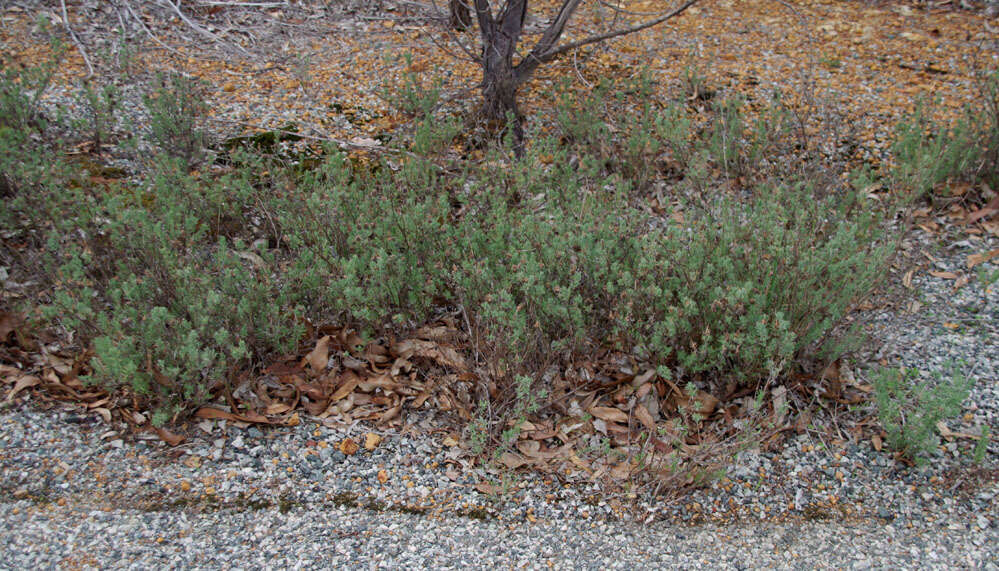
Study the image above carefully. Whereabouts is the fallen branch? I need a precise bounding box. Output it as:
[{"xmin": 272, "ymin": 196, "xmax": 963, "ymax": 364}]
[
  {"xmin": 153, "ymin": 0, "xmax": 251, "ymax": 55},
  {"xmin": 60, "ymin": 0, "xmax": 94, "ymax": 77}
]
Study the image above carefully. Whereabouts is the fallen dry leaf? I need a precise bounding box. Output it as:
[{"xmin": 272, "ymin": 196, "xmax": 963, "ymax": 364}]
[
  {"xmin": 285, "ymin": 412, "xmax": 300, "ymax": 426},
  {"xmin": 373, "ymin": 402, "xmax": 398, "ymax": 423},
  {"xmin": 516, "ymin": 440, "xmax": 541, "ymax": 456},
  {"xmin": 610, "ymin": 461, "xmax": 632, "ymax": 480},
  {"xmin": 589, "ymin": 406, "xmax": 629, "ymax": 424},
  {"xmin": 499, "ymin": 452, "xmax": 529, "ymax": 469},
  {"xmin": 339, "ymin": 437, "xmax": 359, "ymax": 455},
  {"xmin": 693, "ymin": 391, "xmax": 719, "ymax": 416},
  {"xmin": 0, "ymin": 312, "xmax": 20, "ymax": 343},
  {"xmin": 392, "ymin": 338, "xmax": 467, "ymax": 371},
  {"xmin": 357, "ymin": 374, "xmax": 402, "ymax": 392},
  {"xmin": 330, "ymin": 371, "xmax": 361, "ymax": 402},
  {"xmin": 154, "ymin": 427, "xmax": 185, "ymax": 446},
  {"xmin": 872, "ymin": 434, "xmax": 883, "ymax": 452},
  {"xmin": 265, "ymin": 402, "xmax": 293, "ymax": 415},
  {"xmin": 195, "ymin": 406, "xmax": 270, "ymax": 424},
  {"xmin": 474, "ymin": 482, "xmax": 502, "ymax": 495},
  {"xmin": 4, "ymin": 375, "xmax": 39, "ymax": 401},
  {"xmin": 364, "ymin": 432, "xmax": 383, "ymax": 450},
  {"xmin": 936, "ymin": 421, "xmax": 983, "ymax": 440},
  {"xmin": 967, "ymin": 248, "xmax": 999, "ymax": 269},
  {"xmin": 929, "ymin": 270, "xmax": 959, "ymax": 280},
  {"xmin": 0, "ymin": 364, "xmax": 22, "ymax": 380},
  {"xmin": 633, "ymin": 403, "xmax": 656, "ymax": 431},
  {"xmin": 967, "ymin": 196, "xmax": 999, "ymax": 223},
  {"xmin": 377, "ymin": 469, "xmax": 389, "ymax": 484},
  {"xmin": 304, "ymin": 335, "xmax": 331, "ymax": 373},
  {"xmin": 568, "ymin": 452, "xmax": 592, "ymax": 473}
]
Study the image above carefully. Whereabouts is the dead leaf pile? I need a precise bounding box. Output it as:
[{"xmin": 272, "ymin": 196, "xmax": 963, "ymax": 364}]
[{"xmin": 194, "ymin": 322, "xmax": 474, "ymax": 430}]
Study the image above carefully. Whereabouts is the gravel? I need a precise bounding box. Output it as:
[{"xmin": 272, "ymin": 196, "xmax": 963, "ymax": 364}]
[{"xmin": 1, "ymin": 232, "xmax": 997, "ymax": 568}]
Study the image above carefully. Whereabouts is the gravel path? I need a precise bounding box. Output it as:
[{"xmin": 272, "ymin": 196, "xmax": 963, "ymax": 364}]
[
  {"xmin": 1, "ymin": 233, "xmax": 997, "ymax": 568},
  {"xmin": 1, "ymin": 497, "xmax": 995, "ymax": 569}
]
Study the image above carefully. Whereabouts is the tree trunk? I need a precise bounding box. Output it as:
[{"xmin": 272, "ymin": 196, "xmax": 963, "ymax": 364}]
[
  {"xmin": 480, "ymin": 23, "xmax": 525, "ymax": 152},
  {"xmin": 449, "ymin": 0, "xmax": 472, "ymax": 31}
]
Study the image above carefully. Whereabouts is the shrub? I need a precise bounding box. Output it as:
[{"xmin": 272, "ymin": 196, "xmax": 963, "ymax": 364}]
[
  {"xmin": 10, "ymin": 70, "xmax": 897, "ymax": 435},
  {"xmin": 872, "ymin": 365, "xmax": 973, "ymax": 465},
  {"xmin": 618, "ymin": 179, "xmax": 894, "ymax": 385},
  {"xmin": 891, "ymin": 104, "xmax": 980, "ymax": 199},
  {"xmin": 75, "ymin": 79, "xmax": 118, "ymax": 152},
  {"xmin": 0, "ymin": 51, "xmax": 81, "ymax": 237},
  {"xmin": 891, "ymin": 70, "xmax": 999, "ymax": 200},
  {"xmin": 143, "ymin": 73, "xmax": 212, "ymax": 169},
  {"xmin": 383, "ymin": 53, "xmax": 442, "ymax": 119},
  {"xmin": 44, "ymin": 157, "xmax": 305, "ymax": 423}
]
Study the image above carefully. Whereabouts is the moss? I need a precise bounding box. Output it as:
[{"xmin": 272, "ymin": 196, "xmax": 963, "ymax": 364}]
[
  {"xmin": 801, "ymin": 504, "xmax": 833, "ymax": 521},
  {"xmin": 386, "ymin": 503, "xmax": 430, "ymax": 516},
  {"xmin": 222, "ymin": 123, "xmax": 302, "ymax": 154},
  {"xmin": 330, "ymin": 492, "xmax": 359, "ymax": 507},
  {"xmin": 459, "ymin": 506, "xmax": 492, "ymax": 521}
]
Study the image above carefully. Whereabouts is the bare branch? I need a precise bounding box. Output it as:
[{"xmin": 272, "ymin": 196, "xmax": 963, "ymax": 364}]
[
  {"xmin": 196, "ymin": 1, "xmax": 289, "ymax": 6},
  {"xmin": 118, "ymin": 0, "xmax": 182, "ymax": 55},
  {"xmin": 155, "ymin": 0, "xmax": 250, "ymax": 55},
  {"xmin": 473, "ymin": 0, "xmax": 496, "ymax": 39},
  {"xmin": 429, "ymin": 0, "xmax": 481, "ymax": 63},
  {"xmin": 60, "ymin": 0, "xmax": 94, "ymax": 77},
  {"xmin": 517, "ymin": 0, "xmax": 701, "ymax": 79},
  {"xmin": 526, "ymin": 0, "xmax": 583, "ymax": 62}
]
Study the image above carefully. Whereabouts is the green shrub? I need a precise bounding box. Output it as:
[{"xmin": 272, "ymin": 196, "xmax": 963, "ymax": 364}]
[
  {"xmin": 383, "ymin": 53, "xmax": 441, "ymax": 119},
  {"xmin": 9, "ymin": 70, "xmax": 897, "ymax": 434},
  {"xmin": 0, "ymin": 51, "xmax": 81, "ymax": 237},
  {"xmin": 891, "ymin": 71, "xmax": 999, "ymax": 199},
  {"xmin": 891, "ymin": 105, "xmax": 980, "ymax": 199},
  {"xmin": 620, "ymin": 180, "xmax": 893, "ymax": 384},
  {"xmin": 143, "ymin": 73, "xmax": 211, "ymax": 169},
  {"xmin": 75, "ymin": 79, "xmax": 118, "ymax": 152},
  {"xmin": 872, "ymin": 365, "xmax": 973, "ymax": 465},
  {"xmin": 972, "ymin": 425, "xmax": 990, "ymax": 465},
  {"xmin": 46, "ymin": 157, "xmax": 305, "ymax": 423}
]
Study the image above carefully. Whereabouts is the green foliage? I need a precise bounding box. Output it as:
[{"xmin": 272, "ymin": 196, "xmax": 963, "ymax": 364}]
[
  {"xmin": 41, "ymin": 157, "xmax": 304, "ymax": 420},
  {"xmin": 872, "ymin": 365, "xmax": 973, "ymax": 465},
  {"xmin": 0, "ymin": 34, "xmax": 63, "ymax": 135},
  {"xmin": 383, "ymin": 53, "xmax": 441, "ymax": 119},
  {"xmin": 7, "ymin": 67, "xmax": 897, "ymax": 433},
  {"xmin": 891, "ymin": 105, "xmax": 980, "ymax": 199},
  {"xmin": 75, "ymin": 79, "xmax": 118, "ymax": 152},
  {"xmin": 972, "ymin": 425, "xmax": 990, "ymax": 465},
  {"xmin": 0, "ymin": 51, "xmax": 79, "ymax": 234},
  {"xmin": 891, "ymin": 71, "xmax": 999, "ymax": 199},
  {"xmin": 143, "ymin": 73, "xmax": 211, "ymax": 168}
]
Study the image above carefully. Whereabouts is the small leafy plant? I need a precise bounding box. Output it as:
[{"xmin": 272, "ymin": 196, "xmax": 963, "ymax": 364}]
[
  {"xmin": 872, "ymin": 365, "xmax": 973, "ymax": 465},
  {"xmin": 383, "ymin": 53, "xmax": 442, "ymax": 119},
  {"xmin": 75, "ymin": 79, "xmax": 119, "ymax": 153},
  {"xmin": 143, "ymin": 73, "xmax": 211, "ymax": 169}
]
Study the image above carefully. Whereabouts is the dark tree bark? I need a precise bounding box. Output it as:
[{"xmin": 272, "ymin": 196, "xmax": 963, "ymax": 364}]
[
  {"xmin": 449, "ymin": 0, "xmax": 472, "ymax": 31},
  {"xmin": 462, "ymin": 0, "xmax": 701, "ymax": 151},
  {"xmin": 475, "ymin": 0, "xmax": 527, "ymax": 139}
]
